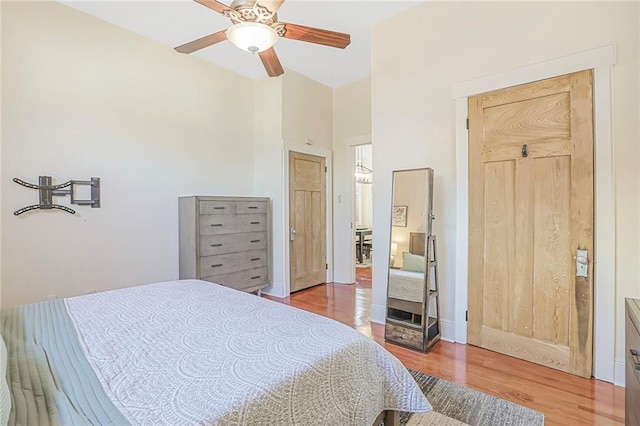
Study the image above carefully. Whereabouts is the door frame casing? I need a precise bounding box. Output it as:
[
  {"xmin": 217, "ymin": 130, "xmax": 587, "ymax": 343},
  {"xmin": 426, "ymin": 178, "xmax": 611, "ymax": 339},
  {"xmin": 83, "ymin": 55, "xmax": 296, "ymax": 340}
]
[
  {"xmin": 283, "ymin": 142, "xmax": 333, "ymax": 296},
  {"xmin": 453, "ymin": 45, "xmax": 616, "ymax": 383}
]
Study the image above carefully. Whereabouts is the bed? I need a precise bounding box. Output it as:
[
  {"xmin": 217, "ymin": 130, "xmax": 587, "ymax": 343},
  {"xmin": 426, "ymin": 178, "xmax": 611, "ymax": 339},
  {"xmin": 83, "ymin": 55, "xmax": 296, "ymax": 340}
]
[
  {"xmin": 387, "ymin": 233, "xmax": 426, "ymax": 316},
  {"xmin": 0, "ymin": 280, "xmax": 431, "ymax": 425},
  {"xmin": 388, "ymin": 269, "xmax": 425, "ymax": 304}
]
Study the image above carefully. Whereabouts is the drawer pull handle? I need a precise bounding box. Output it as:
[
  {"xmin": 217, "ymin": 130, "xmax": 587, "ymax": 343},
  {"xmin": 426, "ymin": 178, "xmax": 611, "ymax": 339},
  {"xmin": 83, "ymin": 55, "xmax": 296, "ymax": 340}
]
[
  {"xmin": 211, "ymin": 264, "xmax": 223, "ymax": 268},
  {"xmin": 250, "ymin": 240, "xmax": 261, "ymax": 243},
  {"xmin": 631, "ymin": 349, "xmax": 640, "ymax": 370},
  {"xmin": 248, "ymin": 206, "xmax": 258, "ymax": 209},
  {"xmin": 250, "ymin": 222, "xmax": 260, "ymax": 225},
  {"xmin": 210, "ymin": 224, "xmax": 223, "ymax": 227},
  {"xmin": 214, "ymin": 207, "xmax": 226, "ymax": 210},
  {"xmin": 210, "ymin": 244, "xmax": 223, "ymax": 247},
  {"xmin": 251, "ymin": 276, "xmax": 261, "ymax": 280},
  {"xmin": 251, "ymin": 258, "xmax": 261, "ymax": 261}
]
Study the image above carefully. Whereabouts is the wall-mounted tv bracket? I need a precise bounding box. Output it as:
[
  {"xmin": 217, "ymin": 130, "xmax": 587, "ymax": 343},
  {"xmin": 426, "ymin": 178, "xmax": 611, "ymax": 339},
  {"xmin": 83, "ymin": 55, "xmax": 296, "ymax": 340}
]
[{"xmin": 13, "ymin": 176, "xmax": 100, "ymax": 216}]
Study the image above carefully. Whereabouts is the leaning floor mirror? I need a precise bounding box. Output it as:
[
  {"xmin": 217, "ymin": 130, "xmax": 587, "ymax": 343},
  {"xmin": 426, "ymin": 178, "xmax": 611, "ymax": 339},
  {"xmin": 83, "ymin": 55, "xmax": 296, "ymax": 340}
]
[{"xmin": 384, "ymin": 168, "xmax": 441, "ymax": 352}]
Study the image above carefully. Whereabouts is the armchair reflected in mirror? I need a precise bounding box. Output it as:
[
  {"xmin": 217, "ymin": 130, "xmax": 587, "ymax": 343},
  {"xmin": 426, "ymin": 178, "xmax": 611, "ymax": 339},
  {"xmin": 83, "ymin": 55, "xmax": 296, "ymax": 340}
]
[{"xmin": 385, "ymin": 168, "xmax": 441, "ymax": 353}]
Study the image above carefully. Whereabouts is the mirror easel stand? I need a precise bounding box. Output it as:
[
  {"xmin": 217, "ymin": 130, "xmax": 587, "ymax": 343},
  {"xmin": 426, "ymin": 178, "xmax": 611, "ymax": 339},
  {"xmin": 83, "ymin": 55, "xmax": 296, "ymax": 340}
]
[{"xmin": 424, "ymin": 234, "xmax": 441, "ymax": 351}]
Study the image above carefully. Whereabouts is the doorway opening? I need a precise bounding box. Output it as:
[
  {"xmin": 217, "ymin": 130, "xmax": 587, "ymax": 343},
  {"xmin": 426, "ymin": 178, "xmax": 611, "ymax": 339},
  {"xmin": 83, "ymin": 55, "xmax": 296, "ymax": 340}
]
[{"xmin": 354, "ymin": 144, "xmax": 373, "ymax": 288}]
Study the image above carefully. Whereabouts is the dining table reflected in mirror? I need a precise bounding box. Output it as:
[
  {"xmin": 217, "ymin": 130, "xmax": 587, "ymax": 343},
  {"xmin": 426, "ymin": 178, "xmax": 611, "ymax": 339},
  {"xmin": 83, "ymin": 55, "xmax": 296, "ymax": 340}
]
[{"xmin": 355, "ymin": 227, "xmax": 372, "ymax": 264}]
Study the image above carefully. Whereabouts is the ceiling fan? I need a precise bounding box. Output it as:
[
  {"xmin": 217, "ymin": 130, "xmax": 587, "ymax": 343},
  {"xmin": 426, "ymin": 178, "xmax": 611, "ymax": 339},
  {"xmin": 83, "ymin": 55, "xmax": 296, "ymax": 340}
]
[{"xmin": 174, "ymin": 0, "xmax": 351, "ymax": 77}]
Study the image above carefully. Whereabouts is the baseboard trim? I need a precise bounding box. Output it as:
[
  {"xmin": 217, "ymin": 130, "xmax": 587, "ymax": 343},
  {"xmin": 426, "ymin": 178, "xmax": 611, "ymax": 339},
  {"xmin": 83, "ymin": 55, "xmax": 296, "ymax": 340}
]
[
  {"xmin": 440, "ymin": 319, "xmax": 455, "ymax": 343},
  {"xmin": 614, "ymin": 357, "xmax": 625, "ymax": 387},
  {"xmin": 261, "ymin": 282, "xmax": 286, "ymax": 298},
  {"xmin": 370, "ymin": 304, "xmax": 386, "ymax": 324}
]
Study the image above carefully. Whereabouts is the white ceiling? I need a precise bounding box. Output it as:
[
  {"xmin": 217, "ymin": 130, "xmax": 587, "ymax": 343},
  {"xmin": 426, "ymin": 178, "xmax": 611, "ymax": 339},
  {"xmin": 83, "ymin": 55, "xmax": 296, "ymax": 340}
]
[{"xmin": 60, "ymin": 0, "xmax": 422, "ymax": 88}]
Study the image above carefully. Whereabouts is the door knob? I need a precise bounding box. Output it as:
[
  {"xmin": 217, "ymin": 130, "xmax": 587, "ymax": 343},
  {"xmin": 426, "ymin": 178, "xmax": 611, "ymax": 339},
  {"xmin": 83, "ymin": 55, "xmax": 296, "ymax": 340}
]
[
  {"xmin": 576, "ymin": 249, "xmax": 588, "ymax": 277},
  {"xmin": 290, "ymin": 227, "xmax": 296, "ymax": 241}
]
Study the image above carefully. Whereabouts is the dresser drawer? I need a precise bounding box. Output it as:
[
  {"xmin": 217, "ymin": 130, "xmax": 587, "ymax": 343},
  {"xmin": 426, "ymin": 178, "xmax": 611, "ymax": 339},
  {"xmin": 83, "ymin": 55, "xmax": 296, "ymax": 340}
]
[
  {"xmin": 199, "ymin": 200, "xmax": 236, "ymax": 215},
  {"xmin": 200, "ymin": 249, "xmax": 268, "ymax": 278},
  {"xmin": 203, "ymin": 267, "xmax": 268, "ymax": 290},
  {"xmin": 385, "ymin": 322, "xmax": 424, "ymax": 350},
  {"xmin": 200, "ymin": 215, "xmax": 237, "ymax": 235},
  {"xmin": 200, "ymin": 232, "xmax": 267, "ymax": 256},
  {"xmin": 237, "ymin": 201, "xmax": 267, "ymax": 214},
  {"xmin": 200, "ymin": 214, "xmax": 267, "ymax": 236},
  {"xmin": 235, "ymin": 214, "xmax": 267, "ymax": 233}
]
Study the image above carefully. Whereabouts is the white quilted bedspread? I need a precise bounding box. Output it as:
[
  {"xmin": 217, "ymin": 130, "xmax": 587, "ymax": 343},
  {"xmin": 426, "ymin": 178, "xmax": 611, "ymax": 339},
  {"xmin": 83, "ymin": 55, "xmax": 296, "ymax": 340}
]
[
  {"xmin": 65, "ymin": 280, "xmax": 431, "ymax": 425},
  {"xmin": 388, "ymin": 270, "xmax": 425, "ymax": 303}
]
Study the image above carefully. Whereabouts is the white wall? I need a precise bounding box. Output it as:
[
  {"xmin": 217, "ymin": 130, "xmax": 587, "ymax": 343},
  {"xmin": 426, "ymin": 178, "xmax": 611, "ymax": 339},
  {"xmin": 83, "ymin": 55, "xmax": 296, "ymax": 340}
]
[
  {"xmin": 253, "ymin": 76, "xmax": 285, "ymax": 296},
  {"xmin": 254, "ymin": 70, "xmax": 333, "ymax": 296},
  {"xmin": 282, "ymin": 70, "xmax": 333, "ymax": 149},
  {"xmin": 371, "ymin": 0, "xmax": 639, "ymax": 363},
  {"xmin": 1, "ymin": 1, "xmax": 256, "ymax": 307},
  {"xmin": 332, "ymin": 78, "xmax": 371, "ymax": 283}
]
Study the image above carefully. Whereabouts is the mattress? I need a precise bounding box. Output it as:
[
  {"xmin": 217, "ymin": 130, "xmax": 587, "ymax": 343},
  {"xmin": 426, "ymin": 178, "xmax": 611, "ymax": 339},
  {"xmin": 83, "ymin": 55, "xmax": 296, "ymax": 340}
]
[
  {"xmin": 3, "ymin": 280, "xmax": 431, "ymax": 425},
  {"xmin": 388, "ymin": 269, "xmax": 425, "ymax": 303}
]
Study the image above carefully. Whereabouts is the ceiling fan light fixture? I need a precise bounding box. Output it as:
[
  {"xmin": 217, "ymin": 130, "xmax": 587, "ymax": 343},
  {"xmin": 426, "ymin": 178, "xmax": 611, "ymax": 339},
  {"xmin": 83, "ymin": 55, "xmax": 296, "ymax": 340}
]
[{"xmin": 226, "ymin": 22, "xmax": 279, "ymax": 53}]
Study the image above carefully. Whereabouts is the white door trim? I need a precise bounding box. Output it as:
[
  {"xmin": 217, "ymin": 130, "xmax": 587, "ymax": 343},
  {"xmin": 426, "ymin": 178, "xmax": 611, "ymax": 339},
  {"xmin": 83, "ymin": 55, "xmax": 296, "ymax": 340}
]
[
  {"xmin": 344, "ymin": 134, "xmax": 373, "ymax": 284},
  {"xmin": 283, "ymin": 141, "xmax": 333, "ymax": 296},
  {"xmin": 453, "ymin": 44, "xmax": 616, "ymax": 383}
]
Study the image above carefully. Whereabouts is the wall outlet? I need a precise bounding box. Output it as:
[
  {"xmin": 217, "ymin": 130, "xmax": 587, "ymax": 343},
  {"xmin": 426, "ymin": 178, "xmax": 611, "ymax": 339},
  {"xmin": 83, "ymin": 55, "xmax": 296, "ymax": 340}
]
[
  {"xmin": 85, "ymin": 289, "xmax": 96, "ymax": 294},
  {"xmin": 45, "ymin": 295, "xmax": 57, "ymax": 301}
]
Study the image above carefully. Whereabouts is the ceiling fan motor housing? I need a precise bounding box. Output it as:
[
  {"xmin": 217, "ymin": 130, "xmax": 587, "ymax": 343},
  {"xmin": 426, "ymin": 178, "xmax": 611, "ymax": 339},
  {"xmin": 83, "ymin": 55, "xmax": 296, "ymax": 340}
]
[{"xmin": 226, "ymin": 0, "xmax": 278, "ymax": 26}]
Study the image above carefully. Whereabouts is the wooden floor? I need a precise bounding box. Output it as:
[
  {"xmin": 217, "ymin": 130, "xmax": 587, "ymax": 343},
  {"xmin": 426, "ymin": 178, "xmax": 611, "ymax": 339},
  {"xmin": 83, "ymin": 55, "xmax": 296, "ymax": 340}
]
[
  {"xmin": 265, "ymin": 282, "xmax": 625, "ymax": 426},
  {"xmin": 355, "ymin": 265, "xmax": 371, "ymax": 288}
]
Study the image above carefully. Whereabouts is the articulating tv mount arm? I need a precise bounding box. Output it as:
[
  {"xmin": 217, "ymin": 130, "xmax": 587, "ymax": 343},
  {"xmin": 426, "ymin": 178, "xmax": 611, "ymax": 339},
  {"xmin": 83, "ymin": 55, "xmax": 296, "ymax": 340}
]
[{"xmin": 13, "ymin": 175, "xmax": 101, "ymax": 216}]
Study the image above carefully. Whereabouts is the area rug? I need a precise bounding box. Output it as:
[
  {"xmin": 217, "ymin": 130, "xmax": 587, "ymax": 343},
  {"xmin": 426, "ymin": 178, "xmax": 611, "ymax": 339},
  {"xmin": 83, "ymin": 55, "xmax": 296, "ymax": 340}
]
[{"xmin": 400, "ymin": 370, "xmax": 545, "ymax": 426}]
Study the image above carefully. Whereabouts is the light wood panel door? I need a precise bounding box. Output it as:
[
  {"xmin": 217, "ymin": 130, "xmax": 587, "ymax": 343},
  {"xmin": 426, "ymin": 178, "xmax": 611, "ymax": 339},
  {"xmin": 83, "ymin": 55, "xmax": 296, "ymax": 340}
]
[
  {"xmin": 468, "ymin": 70, "xmax": 594, "ymax": 378},
  {"xmin": 289, "ymin": 151, "xmax": 327, "ymax": 292}
]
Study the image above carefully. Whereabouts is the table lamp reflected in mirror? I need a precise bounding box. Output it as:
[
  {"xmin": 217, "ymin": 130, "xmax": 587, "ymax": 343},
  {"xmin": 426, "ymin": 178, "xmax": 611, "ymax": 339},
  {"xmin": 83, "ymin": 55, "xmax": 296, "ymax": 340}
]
[{"xmin": 390, "ymin": 242, "xmax": 398, "ymax": 267}]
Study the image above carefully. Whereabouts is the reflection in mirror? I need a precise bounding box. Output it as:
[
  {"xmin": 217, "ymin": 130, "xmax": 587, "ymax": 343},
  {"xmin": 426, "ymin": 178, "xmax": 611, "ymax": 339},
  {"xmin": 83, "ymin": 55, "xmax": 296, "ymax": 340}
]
[{"xmin": 384, "ymin": 168, "xmax": 441, "ymax": 353}]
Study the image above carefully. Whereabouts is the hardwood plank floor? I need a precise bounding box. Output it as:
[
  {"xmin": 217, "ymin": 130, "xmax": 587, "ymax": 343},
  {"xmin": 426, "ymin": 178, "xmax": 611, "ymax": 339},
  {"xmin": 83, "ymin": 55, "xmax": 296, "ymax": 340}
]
[
  {"xmin": 265, "ymin": 283, "xmax": 625, "ymax": 426},
  {"xmin": 356, "ymin": 265, "xmax": 371, "ymax": 288}
]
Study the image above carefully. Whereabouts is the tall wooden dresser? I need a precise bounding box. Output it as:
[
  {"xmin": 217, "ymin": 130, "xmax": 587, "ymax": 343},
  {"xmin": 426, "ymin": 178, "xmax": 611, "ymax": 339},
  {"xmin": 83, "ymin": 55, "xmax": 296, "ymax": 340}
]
[
  {"xmin": 626, "ymin": 298, "xmax": 640, "ymax": 425},
  {"xmin": 179, "ymin": 196, "xmax": 270, "ymax": 293}
]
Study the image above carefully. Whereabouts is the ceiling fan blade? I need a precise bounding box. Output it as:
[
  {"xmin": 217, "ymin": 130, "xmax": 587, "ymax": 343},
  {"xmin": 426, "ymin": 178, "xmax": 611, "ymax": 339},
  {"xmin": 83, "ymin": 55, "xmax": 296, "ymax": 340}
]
[
  {"xmin": 258, "ymin": 47, "xmax": 284, "ymax": 77},
  {"xmin": 175, "ymin": 30, "xmax": 228, "ymax": 54},
  {"xmin": 281, "ymin": 23, "xmax": 350, "ymax": 49},
  {"xmin": 255, "ymin": 0, "xmax": 285, "ymax": 14},
  {"xmin": 194, "ymin": 0, "xmax": 229, "ymax": 14}
]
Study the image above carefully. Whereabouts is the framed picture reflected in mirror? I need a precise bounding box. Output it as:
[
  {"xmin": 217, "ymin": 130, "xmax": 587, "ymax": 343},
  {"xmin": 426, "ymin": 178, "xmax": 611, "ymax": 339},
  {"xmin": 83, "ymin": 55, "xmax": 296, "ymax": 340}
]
[{"xmin": 392, "ymin": 205, "xmax": 408, "ymax": 227}]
